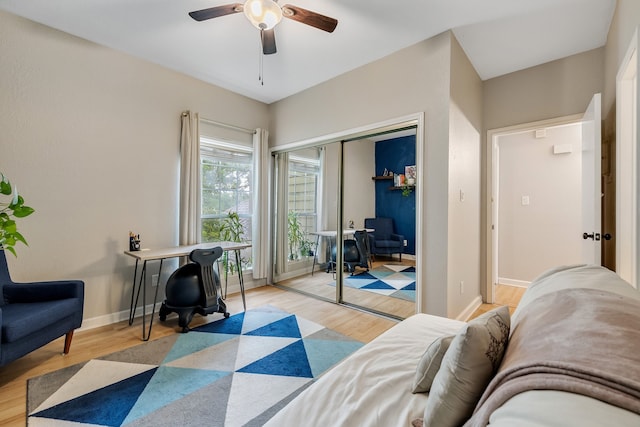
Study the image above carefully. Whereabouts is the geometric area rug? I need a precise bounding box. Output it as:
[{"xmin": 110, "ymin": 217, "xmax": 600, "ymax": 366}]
[
  {"xmin": 332, "ymin": 264, "xmax": 416, "ymax": 302},
  {"xmin": 27, "ymin": 306, "xmax": 363, "ymax": 426}
]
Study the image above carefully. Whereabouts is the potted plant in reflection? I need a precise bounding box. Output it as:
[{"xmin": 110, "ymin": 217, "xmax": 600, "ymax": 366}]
[
  {"xmin": 0, "ymin": 172, "xmax": 35, "ymax": 256},
  {"xmin": 288, "ymin": 211, "xmax": 312, "ymax": 260}
]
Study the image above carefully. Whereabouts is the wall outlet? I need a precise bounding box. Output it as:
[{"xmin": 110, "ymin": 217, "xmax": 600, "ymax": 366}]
[
  {"xmin": 151, "ymin": 274, "xmax": 159, "ymax": 287},
  {"xmin": 403, "ymin": 239, "xmax": 408, "ymax": 247},
  {"xmin": 460, "ymin": 280, "xmax": 464, "ymax": 294}
]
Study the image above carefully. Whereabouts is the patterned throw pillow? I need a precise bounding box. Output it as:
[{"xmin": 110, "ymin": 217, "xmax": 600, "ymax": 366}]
[
  {"xmin": 422, "ymin": 306, "xmax": 510, "ymax": 427},
  {"xmin": 412, "ymin": 335, "xmax": 454, "ymax": 393}
]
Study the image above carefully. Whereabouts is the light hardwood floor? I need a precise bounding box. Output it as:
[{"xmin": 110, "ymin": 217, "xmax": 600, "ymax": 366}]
[
  {"xmin": 469, "ymin": 284, "xmax": 526, "ymax": 319},
  {"xmin": 0, "ymin": 283, "xmax": 525, "ymax": 426},
  {"xmin": 0, "ymin": 286, "xmax": 397, "ymax": 426},
  {"xmin": 276, "ymin": 256, "xmax": 416, "ymax": 318}
]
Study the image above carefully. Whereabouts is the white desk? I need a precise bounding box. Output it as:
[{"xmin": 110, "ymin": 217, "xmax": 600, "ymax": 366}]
[
  {"xmin": 309, "ymin": 229, "xmax": 373, "ymax": 275},
  {"xmin": 124, "ymin": 241, "xmax": 251, "ymax": 340}
]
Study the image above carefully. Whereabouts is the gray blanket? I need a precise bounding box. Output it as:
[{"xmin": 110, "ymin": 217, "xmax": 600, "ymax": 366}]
[{"xmin": 464, "ymin": 287, "xmax": 640, "ymax": 427}]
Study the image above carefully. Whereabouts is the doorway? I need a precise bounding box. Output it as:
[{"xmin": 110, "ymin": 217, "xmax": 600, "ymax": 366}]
[
  {"xmin": 486, "ymin": 94, "xmax": 602, "ymax": 302},
  {"xmin": 270, "ymin": 114, "xmax": 423, "ymax": 319}
]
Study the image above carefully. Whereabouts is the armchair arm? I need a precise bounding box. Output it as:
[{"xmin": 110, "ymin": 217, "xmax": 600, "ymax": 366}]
[
  {"xmin": 390, "ymin": 233, "xmax": 404, "ymax": 243},
  {"xmin": 3, "ymin": 280, "xmax": 84, "ymax": 304}
]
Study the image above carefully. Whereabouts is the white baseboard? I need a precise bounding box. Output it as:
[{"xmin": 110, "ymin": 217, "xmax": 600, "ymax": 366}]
[
  {"xmin": 79, "ymin": 278, "xmax": 266, "ymax": 332},
  {"xmin": 497, "ymin": 277, "xmax": 530, "ymax": 288},
  {"xmin": 456, "ymin": 295, "xmax": 483, "ymax": 322}
]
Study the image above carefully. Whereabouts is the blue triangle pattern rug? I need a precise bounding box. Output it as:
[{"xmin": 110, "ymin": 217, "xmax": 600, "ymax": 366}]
[
  {"xmin": 26, "ymin": 306, "xmax": 363, "ymax": 426},
  {"xmin": 332, "ymin": 264, "xmax": 416, "ymax": 302}
]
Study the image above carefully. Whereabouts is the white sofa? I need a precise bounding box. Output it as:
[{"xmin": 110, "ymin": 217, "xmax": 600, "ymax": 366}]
[{"xmin": 266, "ymin": 265, "xmax": 640, "ymax": 427}]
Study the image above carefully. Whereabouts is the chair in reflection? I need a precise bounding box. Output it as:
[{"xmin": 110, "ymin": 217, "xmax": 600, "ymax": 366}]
[
  {"xmin": 364, "ymin": 217, "xmax": 404, "ymax": 261},
  {"xmin": 330, "ymin": 230, "xmax": 370, "ymax": 275}
]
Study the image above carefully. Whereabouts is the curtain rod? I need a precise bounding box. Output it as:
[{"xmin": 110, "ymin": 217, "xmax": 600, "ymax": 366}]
[{"xmin": 197, "ymin": 115, "xmax": 256, "ymax": 135}]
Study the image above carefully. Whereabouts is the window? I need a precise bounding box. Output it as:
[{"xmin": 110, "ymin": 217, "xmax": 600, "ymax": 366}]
[
  {"xmin": 200, "ymin": 137, "xmax": 253, "ymax": 268},
  {"xmin": 287, "ymin": 151, "xmax": 319, "ymax": 259}
]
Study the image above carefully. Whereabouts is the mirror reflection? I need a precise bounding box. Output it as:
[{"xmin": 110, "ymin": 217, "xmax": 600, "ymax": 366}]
[{"xmin": 272, "ymin": 129, "xmax": 416, "ymax": 319}]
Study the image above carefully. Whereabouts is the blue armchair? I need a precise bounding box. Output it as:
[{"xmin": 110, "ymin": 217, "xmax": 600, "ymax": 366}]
[
  {"xmin": 0, "ymin": 250, "xmax": 84, "ymax": 366},
  {"xmin": 364, "ymin": 218, "xmax": 404, "ymax": 261}
]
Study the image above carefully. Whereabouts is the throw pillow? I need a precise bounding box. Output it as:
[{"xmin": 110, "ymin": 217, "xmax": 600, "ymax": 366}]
[
  {"xmin": 412, "ymin": 335, "xmax": 454, "ymax": 393},
  {"xmin": 423, "ymin": 306, "xmax": 510, "ymax": 427}
]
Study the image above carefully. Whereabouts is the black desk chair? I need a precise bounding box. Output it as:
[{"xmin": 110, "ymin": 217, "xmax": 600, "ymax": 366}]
[
  {"xmin": 159, "ymin": 247, "xmax": 230, "ymax": 332},
  {"xmin": 329, "ymin": 230, "xmax": 371, "ymax": 275}
]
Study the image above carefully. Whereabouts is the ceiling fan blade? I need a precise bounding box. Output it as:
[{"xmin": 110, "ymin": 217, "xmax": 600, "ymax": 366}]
[
  {"xmin": 281, "ymin": 4, "xmax": 338, "ymax": 33},
  {"xmin": 261, "ymin": 28, "xmax": 277, "ymax": 55},
  {"xmin": 188, "ymin": 3, "xmax": 243, "ymax": 21}
]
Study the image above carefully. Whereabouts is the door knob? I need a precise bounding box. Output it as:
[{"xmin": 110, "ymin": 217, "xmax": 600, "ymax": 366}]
[{"xmin": 583, "ymin": 232, "xmax": 594, "ymax": 240}]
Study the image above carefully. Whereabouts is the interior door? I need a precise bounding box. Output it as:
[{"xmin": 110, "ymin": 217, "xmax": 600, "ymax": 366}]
[{"xmin": 581, "ymin": 93, "xmax": 602, "ymax": 264}]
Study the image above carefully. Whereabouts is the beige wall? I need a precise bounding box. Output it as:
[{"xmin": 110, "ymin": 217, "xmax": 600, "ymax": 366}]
[
  {"xmin": 271, "ymin": 31, "xmax": 483, "ymax": 318},
  {"xmin": 343, "ymin": 139, "xmax": 375, "ymax": 229},
  {"xmin": 484, "ymin": 48, "xmax": 605, "ymax": 132},
  {"xmin": 448, "ymin": 35, "xmax": 483, "ymax": 317},
  {"xmin": 0, "ymin": 11, "xmax": 269, "ymax": 325}
]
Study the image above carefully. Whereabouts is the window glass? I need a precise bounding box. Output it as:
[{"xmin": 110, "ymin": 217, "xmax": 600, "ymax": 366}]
[{"xmin": 200, "ymin": 137, "xmax": 252, "ymax": 268}]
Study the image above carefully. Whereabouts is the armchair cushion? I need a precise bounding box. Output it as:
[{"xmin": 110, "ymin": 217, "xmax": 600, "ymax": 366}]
[{"xmin": 2, "ymin": 299, "xmax": 82, "ymax": 342}]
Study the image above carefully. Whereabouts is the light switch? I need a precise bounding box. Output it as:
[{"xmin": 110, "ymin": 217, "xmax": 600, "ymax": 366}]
[{"xmin": 521, "ymin": 196, "xmax": 530, "ymax": 206}]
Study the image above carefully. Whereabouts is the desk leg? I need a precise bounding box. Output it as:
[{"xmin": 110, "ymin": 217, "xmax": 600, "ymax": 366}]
[
  {"xmin": 129, "ymin": 259, "xmax": 140, "ymax": 326},
  {"xmin": 141, "ymin": 259, "xmax": 163, "ymax": 341},
  {"xmin": 235, "ymin": 249, "xmax": 246, "ymax": 311},
  {"xmin": 222, "ymin": 253, "xmax": 229, "ymax": 299},
  {"xmin": 311, "ymin": 235, "xmax": 320, "ymax": 276}
]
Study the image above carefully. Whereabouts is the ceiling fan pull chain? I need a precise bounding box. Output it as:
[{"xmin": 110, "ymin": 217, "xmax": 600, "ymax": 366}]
[{"xmin": 259, "ymin": 31, "xmax": 264, "ymax": 85}]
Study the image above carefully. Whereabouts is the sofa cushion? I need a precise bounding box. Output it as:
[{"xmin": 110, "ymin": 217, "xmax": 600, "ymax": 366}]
[
  {"xmin": 1, "ymin": 299, "xmax": 80, "ymax": 342},
  {"xmin": 423, "ymin": 306, "xmax": 510, "ymax": 427},
  {"xmin": 412, "ymin": 335, "xmax": 454, "ymax": 393}
]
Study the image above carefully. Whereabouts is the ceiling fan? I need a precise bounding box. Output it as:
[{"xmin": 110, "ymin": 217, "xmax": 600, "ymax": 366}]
[{"xmin": 188, "ymin": 0, "xmax": 338, "ymax": 55}]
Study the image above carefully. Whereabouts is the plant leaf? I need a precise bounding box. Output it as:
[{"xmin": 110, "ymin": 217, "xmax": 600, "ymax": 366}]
[
  {"xmin": 4, "ymin": 246, "xmax": 17, "ymax": 257},
  {"xmin": 0, "ymin": 180, "xmax": 11, "ymax": 195},
  {"xmin": 13, "ymin": 206, "xmax": 35, "ymax": 218},
  {"xmin": 14, "ymin": 231, "xmax": 28, "ymax": 246}
]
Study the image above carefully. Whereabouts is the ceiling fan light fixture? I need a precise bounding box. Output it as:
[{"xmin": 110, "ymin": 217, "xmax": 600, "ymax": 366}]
[{"xmin": 243, "ymin": 0, "xmax": 282, "ymax": 30}]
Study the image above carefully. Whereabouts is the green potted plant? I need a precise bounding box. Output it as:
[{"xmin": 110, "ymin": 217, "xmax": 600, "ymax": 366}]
[
  {"xmin": 219, "ymin": 211, "xmax": 248, "ymax": 273},
  {"xmin": 0, "ymin": 172, "xmax": 35, "ymax": 256}
]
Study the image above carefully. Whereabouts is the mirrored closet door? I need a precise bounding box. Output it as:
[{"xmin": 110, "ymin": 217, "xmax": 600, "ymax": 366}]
[{"xmin": 271, "ymin": 126, "xmax": 417, "ymax": 319}]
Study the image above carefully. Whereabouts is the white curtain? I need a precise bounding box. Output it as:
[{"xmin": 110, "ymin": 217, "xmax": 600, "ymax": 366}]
[
  {"xmin": 252, "ymin": 128, "xmax": 269, "ymax": 279},
  {"xmin": 274, "ymin": 152, "xmax": 290, "ymax": 275},
  {"xmin": 179, "ymin": 111, "xmax": 201, "ymax": 246}
]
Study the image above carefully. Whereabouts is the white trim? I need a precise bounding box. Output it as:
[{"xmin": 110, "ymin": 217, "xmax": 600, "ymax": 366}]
[
  {"xmin": 616, "ymin": 26, "xmax": 639, "ymax": 288},
  {"xmin": 457, "ymin": 295, "xmax": 483, "ymax": 321},
  {"xmin": 497, "ymin": 277, "xmax": 530, "ymax": 288}
]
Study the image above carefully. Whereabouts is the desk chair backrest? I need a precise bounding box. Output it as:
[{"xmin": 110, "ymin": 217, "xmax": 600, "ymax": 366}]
[
  {"xmin": 189, "ymin": 247, "xmax": 224, "ymax": 307},
  {"xmin": 353, "ymin": 230, "xmax": 371, "ymax": 267}
]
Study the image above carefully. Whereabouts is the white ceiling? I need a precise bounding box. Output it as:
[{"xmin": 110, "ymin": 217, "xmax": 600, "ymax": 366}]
[{"xmin": 0, "ymin": 0, "xmax": 616, "ymax": 104}]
